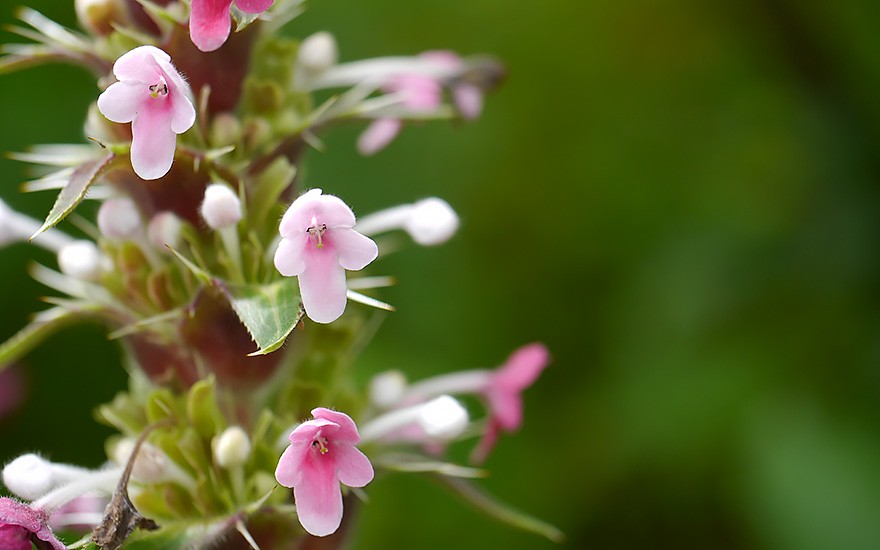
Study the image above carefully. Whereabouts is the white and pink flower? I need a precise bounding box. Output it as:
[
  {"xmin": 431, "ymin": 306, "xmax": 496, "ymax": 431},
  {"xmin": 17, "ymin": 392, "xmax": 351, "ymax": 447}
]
[
  {"xmin": 274, "ymin": 189, "xmax": 378, "ymax": 324},
  {"xmin": 275, "ymin": 408, "xmax": 374, "ymax": 537},
  {"xmin": 97, "ymin": 46, "xmax": 196, "ymax": 180}
]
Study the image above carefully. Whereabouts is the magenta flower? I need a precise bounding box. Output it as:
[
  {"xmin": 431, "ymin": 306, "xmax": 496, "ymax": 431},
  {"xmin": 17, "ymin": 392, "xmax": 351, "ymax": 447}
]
[
  {"xmin": 273, "ymin": 189, "xmax": 378, "ymax": 324},
  {"xmin": 275, "ymin": 408, "xmax": 374, "ymax": 537},
  {"xmin": 97, "ymin": 46, "xmax": 196, "ymax": 180},
  {"xmin": 0, "ymin": 497, "xmax": 65, "ymax": 550},
  {"xmin": 189, "ymin": 0, "xmax": 274, "ymax": 52}
]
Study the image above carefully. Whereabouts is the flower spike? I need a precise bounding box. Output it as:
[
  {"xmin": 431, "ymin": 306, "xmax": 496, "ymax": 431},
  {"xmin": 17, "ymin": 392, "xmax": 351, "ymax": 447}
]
[{"xmin": 97, "ymin": 46, "xmax": 196, "ymax": 180}]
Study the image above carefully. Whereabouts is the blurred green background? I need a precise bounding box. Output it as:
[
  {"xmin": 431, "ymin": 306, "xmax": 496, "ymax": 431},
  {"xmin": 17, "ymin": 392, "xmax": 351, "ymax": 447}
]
[{"xmin": 3, "ymin": 0, "xmax": 880, "ymax": 548}]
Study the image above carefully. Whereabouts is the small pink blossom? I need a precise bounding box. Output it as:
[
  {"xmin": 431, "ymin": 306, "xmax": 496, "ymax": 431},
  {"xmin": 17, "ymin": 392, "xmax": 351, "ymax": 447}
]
[
  {"xmin": 189, "ymin": 0, "xmax": 274, "ymax": 52},
  {"xmin": 97, "ymin": 46, "xmax": 196, "ymax": 180},
  {"xmin": 275, "ymin": 408, "xmax": 374, "ymax": 537},
  {"xmin": 0, "ymin": 497, "xmax": 65, "ymax": 550},
  {"xmin": 473, "ymin": 343, "xmax": 550, "ymax": 463},
  {"xmin": 274, "ymin": 189, "xmax": 378, "ymax": 324}
]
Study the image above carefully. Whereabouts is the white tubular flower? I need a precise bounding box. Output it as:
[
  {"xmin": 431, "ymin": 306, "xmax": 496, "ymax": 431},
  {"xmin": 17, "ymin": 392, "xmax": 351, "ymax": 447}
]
[
  {"xmin": 200, "ymin": 183, "xmax": 242, "ymax": 230},
  {"xmin": 369, "ymin": 370, "xmax": 408, "ymax": 409},
  {"xmin": 97, "ymin": 197, "xmax": 142, "ymax": 241},
  {"xmin": 2, "ymin": 454, "xmax": 91, "ymax": 500},
  {"xmin": 213, "ymin": 426, "xmax": 252, "ymax": 469},
  {"xmin": 0, "ymin": 198, "xmax": 73, "ymax": 253},
  {"xmin": 356, "ymin": 197, "xmax": 459, "ymax": 246},
  {"xmin": 57, "ymin": 240, "xmax": 106, "ymax": 281},
  {"xmin": 359, "ymin": 395, "xmax": 469, "ymax": 443}
]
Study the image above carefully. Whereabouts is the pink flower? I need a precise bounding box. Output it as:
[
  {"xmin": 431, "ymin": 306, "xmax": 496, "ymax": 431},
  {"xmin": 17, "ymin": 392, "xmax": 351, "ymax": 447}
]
[
  {"xmin": 399, "ymin": 343, "xmax": 550, "ymax": 463},
  {"xmin": 356, "ymin": 51, "xmax": 483, "ymax": 155},
  {"xmin": 97, "ymin": 46, "xmax": 196, "ymax": 180},
  {"xmin": 275, "ymin": 408, "xmax": 374, "ymax": 537},
  {"xmin": 0, "ymin": 497, "xmax": 65, "ymax": 550},
  {"xmin": 473, "ymin": 343, "xmax": 550, "ymax": 463},
  {"xmin": 273, "ymin": 189, "xmax": 378, "ymax": 324},
  {"xmin": 189, "ymin": 0, "xmax": 274, "ymax": 52}
]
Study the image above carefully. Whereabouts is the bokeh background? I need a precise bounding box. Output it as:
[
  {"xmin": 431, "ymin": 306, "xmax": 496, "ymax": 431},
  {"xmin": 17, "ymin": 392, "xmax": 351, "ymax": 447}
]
[{"xmin": 3, "ymin": 0, "xmax": 880, "ymax": 548}]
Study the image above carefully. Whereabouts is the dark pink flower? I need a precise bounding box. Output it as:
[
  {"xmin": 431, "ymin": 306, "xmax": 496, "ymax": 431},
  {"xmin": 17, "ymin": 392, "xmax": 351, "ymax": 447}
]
[
  {"xmin": 274, "ymin": 189, "xmax": 378, "ymax": 324},
  {"xmin": 275, "ymin": 408, "xmax": 374, "ymax": 537},
  {"xmin": 0, "ymin": 497, "xmax": 65, "ymax": 550},
  {"xmin": 97, "ymin": 46, "xmax": 196, "ymax": 180},
  {"xmin": 189, "ymin": 0, "xmax": 274, "ymax": 52}
]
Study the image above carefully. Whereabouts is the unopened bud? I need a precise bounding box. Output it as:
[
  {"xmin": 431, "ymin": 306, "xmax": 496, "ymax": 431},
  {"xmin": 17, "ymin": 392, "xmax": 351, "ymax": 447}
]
[
  {"xmin": 213, "ymin": 426, "xmax": 251, "ymax": 468},
  {"xmin": 210, "ymin": 113, "xmax": 242, "ymax": 148},
  {"xmin": 75, "ymin": 0, "xmax": 126, "ymax": 36},
  {"xmin": 369, "ymin": 370, "xmax": 407, "ymax": 409},
  {"xmin": 58, "ymin": 240, "xmax": 106, "ymax": 281},
  {"xmin": 418, "ymin": 396, "xmax": 468, "ymax": 440},
  {"xmin": 405, "ymin": 198, "xmax": 459, "ymax": 246},
  {"xmin": 3, "ymin": 454, "xmax": 56, "ymax": 500},
  {"xmin": 147, "ymin": 211, "xmax": 183, "ymax": 250},
  {"xmin": 298, "ymin": 32, "xmax": 338, "ymax": 75},
  {"xmin": 200, "ymin": 184, "xmax": 241, "ymax": 229},
  {"xmin": 97, "ymin": 198, "xmax": 142, "ymax": 241},
  {"xmin": 113, "ymin": 438, "xmax": 167, "ymax": 483}
]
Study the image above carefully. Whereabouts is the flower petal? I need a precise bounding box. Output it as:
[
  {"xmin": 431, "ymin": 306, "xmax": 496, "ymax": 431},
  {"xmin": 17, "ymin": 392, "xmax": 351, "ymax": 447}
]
[
  {"xmin": 234, "ymin": 0, "xmax": 274, "ymax": 13},
  {"xmin": 486, "ymin": 389, "xmax": 523, "ymax": 431},
  {"xmin": 356, "ymin": 118, "xmax": 402, "ymax": 156},
  {"xmin": 470, "ymin": 419, "xmax": 501, "ymax": 464},
  {"xmin": 190, "ymin": 0, "xmax": 235, "ymax": 52},
  {"xmin": 312, "ymin": 408, "xmax": 360, "ymax": 444},
  {"xmin": 493, "ymin": 343, "xmax": 550, "ymax": 391},
  {"xmin": 273, "ymin": 235, "xmax": 307, "ymax": 276},
  {"xmin": 292, "ymin": 455, "xmax": 343, "ymax": 537},
  {"xmin": 331, "ymin": 228, "xmax": 378, "ymax": 271},
  {"xmin": 275, "ymin": 444, "xmax": 307, "ymax": 488},
  {"xmin": 130, "ymin": 100, "xmax": 177, "ymax": 180},
  {"xmin": 334, "ymin": 445, "xmax": 373, "ymax": 488},
  {"xmin": 298, "ymin": 251, "xmax": 348, "ymax": 323},
  {"xmin": 279, "ymin": 190, "xmax": 357, "ymax": 238},
  {"xmin": 97, "ymin": 82, "xmax": 147, "ymax": 124},
  {"xmin": 0, "ymin": 524, "xmax": 30, "ymax": 550},
  {"xmin": 113, "ymin": 45, "xmax": 168, "ymax": 82},
  {"xmin": 453, "ymin": 83, "xmax": 484, "ymax": 120}
]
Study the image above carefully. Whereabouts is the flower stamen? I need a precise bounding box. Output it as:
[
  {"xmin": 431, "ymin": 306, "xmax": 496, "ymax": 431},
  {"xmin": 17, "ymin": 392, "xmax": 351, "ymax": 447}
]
[
  {"xmin": 311, "ymin": 436, "xmax": 330, "ymax": 455},
  {"xmin": 306, "ymin": 224, "xmax": 328, "ymax": 249},
  {"xmin": 148, "ymin": 82, "xmax": 168, "ymax": 98}
]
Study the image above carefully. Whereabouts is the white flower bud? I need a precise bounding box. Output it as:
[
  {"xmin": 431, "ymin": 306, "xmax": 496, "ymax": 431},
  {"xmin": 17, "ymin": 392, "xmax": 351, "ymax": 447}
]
[
  {"xmin": 3, "ymin": 454, "xmax": 56, "ymax": 500},
  {"xmin": 418, "ymin": 395, "xmax": 469, "ymax": 440},
  {"xmin": 57, "ymin": 240, "xmax": 105, "ymax": 281},
  {"xmin": 147, "ymin": 211, "xmax": 183, "ymax": 250},
  {"xmin": 213, "ymin": 426, "xmax": 252, "ymax": 468},
  {"xmin": 404, "ymin": 198, "xmax": 459, "ymax": 246},
  {"xmin": 200, "ymin": 184, "xmax": 242, "ymax": 230},
  {"xmin": 97, "ymin": 198, "xmax": 142, "ymax": 241},
  {"xmin": 298, "ymin": 32, "xmax": 338, "ymax": 75},
  {"xmin": 369, "ymin": 370, "xmax": 408, "ymax": 409},
  {"xmin": 112, "ymin": 439, "xmax": 167, "ymax": 483}
]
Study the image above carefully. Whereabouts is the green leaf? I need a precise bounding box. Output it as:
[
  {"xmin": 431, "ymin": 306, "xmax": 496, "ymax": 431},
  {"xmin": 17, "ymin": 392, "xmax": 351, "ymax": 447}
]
[
  {"xmin": 248, "ymin": 156, "xmax": 296, "ymax": 229},
  {"xmin": 30, "ymin": 150, "xmax": 115, "ymax": 239},
  {"xmin": 166, "ymin": 245, "xmax": 214, "ymax": 284},
  {"xmin": 221, "ymin": 278, "xmax": 303, "ymax": 355},
  {"xmin": 0, "ymin": 307, "xmax": 85, "ymax": 371},
  {"xmin": 433, "ymin": 475, "xmax": 565, "ymax": 543}
]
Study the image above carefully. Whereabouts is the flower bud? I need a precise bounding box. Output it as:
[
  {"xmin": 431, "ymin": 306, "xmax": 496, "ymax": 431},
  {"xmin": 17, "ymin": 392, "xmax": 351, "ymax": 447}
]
[
  {"xmin": 97, "ymin": 198, "xmax": 142, "ymax": 241},
  {"xmin": 75, "ymin": 0, "xmax": 126, "ymax": 36},
  {"xmin": 112, "ymin": 439, "xmax": 167, "ymax": 483},
  {"xmin": 3, "ymin": 454, "xmax": 56, "ymax": 500},
  {"xmin": 57, "ymin": 240, "xmax": 105, "ymax": 281},
  {"xmin": 404, "ymin": 198, "xmax": 459, "ymax": 246},
  {"xmin": 200, "ymin": 184, "xmax": 241, "ymax": 230},
  {"xmin": 210, "ymin": 112, "xmax": 242, "ymax": 148},
  {"xmin": 213, "ymin": 426, "xmax": 251, "ymax": 468},
  {"xmin": 369, "ymin": 370, "xmax": 407, "ymax": 409},
  {"xmin": 418, "ymin": 395, "xmax": 468, "ymax": 440},
  {"xmin": 147, "ymin": 211, "xmax": 183, "ymax": 250},
  {"xmin": 298, "ymin": 32, "xmax": 338, "ymax": 75}
]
